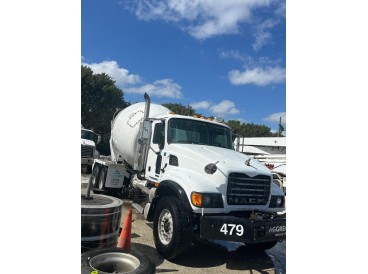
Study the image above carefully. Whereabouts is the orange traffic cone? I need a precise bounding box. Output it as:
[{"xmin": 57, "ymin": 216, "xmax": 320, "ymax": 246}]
[{"xmin": 117, "ymin": 208, "xmax": 132, "ymax": 250}]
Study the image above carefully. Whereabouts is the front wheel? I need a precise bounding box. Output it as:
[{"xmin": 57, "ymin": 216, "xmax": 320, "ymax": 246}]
[
  {"xmin": 153, "ymin": 196, "xmax": 192, "ymax": 260},
  {"xmin": 246, "ymin": 241, "xmax": 278, "ymax": 251}
]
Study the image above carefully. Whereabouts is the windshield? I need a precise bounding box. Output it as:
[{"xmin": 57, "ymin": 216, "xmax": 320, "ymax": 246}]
[
  {"xmin": 81, "ymin": 129, "xmax": 96, "ymax": 142},
  {"xmin": 168, "ymin": 118, "xmax": 233, "ymax": 149}
]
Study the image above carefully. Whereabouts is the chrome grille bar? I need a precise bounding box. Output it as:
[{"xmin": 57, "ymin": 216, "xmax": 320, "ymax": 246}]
[
  {"xmin": 81, "ymin": 145, "xmax": 94, "ymax": 158},
  {"xmin": 227, "ymin": 173, "xmax": 271, "ymax": 205}
]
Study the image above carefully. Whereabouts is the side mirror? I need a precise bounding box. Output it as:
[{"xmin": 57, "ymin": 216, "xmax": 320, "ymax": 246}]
[
  {"xmin": 97, "ymin": 135, "xmax": 101, "ymax": 144},
  {"xmin": 159, "ymin": 139, "xmax": 165, "ymax": 150}
]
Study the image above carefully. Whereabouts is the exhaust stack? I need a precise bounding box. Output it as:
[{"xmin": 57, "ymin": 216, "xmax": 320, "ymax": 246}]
[
  {"xmin": 136, "ymin": 93, "xmax": 152, "ymax": 174},
  {"xmin": 143, "ymin": 92, "xmax": 150, "ymax": 121}
]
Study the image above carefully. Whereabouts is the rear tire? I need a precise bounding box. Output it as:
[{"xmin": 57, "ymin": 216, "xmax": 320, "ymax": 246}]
[
  {"xmin": 91, "ymin": 164, "xmax": 100, "ymax": 188},
  {"xmin": 153, "ymin": 196, "xmax": 192, "ymax": 260},
  {"xmin": 97, "ymin": 166, "xmax": 107, "ymax": 191},
  {"xmin": 246, "ymin": 241, "xmax": 278, "ymax": 251},
  {"xmin": 92, "ymin": 164, "xmax": 105, "ymax": 194}
]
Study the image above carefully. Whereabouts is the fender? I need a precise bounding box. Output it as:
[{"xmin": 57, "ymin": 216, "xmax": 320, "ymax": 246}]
[{"xmin": 146, "ymin": 180, "xmax": 192, "ymax": 222}]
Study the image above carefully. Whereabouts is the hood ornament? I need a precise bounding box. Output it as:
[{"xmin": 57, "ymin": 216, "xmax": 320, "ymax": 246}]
[{"xmin": 245, "ymin": 158, "xmax": 258, "ymax": 170}]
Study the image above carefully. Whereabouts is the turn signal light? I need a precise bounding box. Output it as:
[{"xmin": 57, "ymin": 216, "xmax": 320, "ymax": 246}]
[{"xmin": 191, "ymin": 192, "xmax": 202, "ymax": 207}]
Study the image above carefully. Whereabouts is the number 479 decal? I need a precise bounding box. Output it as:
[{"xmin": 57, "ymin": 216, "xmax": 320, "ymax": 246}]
[{"xmin": 220, "ymin": 224, "xmax": 244, "ymax": 236}]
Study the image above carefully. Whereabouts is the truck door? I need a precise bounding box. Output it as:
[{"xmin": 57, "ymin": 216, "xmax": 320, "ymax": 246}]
[{"xmin": 145, "ymin": 120, "xmax": 166, "ymax": 180}]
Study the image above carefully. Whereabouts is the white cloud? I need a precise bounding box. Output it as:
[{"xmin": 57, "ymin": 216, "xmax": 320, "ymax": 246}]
[
  {"xmin": 83, "ymin": 60, "xmax": 182, "ymax": 98},
  {"xmin": 129, "ymin": 0, "xmax": 274, "ymax": 40},
  {"xmin": 218, "ymin": 49, "xmax": 251, "ymax": 63},
  {"xmin": 228, "ymin": 66, "xmax": 285, "ymax": 86},
  {"xmin": 210, "ymin": 100, "xmax": 240, "ymax": 116},
  {"xmin": 252, "ymin": 31, "xmax": 272, "ymax": 51},
  {"xmin": 258, "ymin": 18, "xmax": 279, "ymax": 30},
  {"xmin": 252, "ymin": 19, "xmax": 279, "ymax": 51},
  {"xmin": 190, "ymin": 101, "xmax": 211, "ymax": 109},
  {"xmin": 264, "ymin": 112, "xmax": 286, "ymax": 125},
  {"xmin": 190, "ymin": 99, "xmax": 240, "ymax": 117},
  {"xmin": 125, "ymin": 79, "xmax": 182, "ymax": 98},
  {"xmin": 82, "ymin": 60, "xmax": 141, "ymax": 86},
  {"xmin": 219, "ymin": 51, "xmax": 282, "ymax": 68},
  {"xmin": 275, "ymin": 1, "xmax": 286, "ymax": 18}
]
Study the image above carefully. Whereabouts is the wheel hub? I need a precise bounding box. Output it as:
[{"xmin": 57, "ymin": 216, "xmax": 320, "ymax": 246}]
[
  {"xmin": 158, "ymin": 209, "xmax": 173, "ymax": 245},
  {"xmin": 89, "ymin": 252, "xmax": 140, "ymax": 273}
]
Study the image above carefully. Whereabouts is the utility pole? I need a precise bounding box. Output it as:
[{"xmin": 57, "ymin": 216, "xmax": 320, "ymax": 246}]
[{"xmin": 278, "ymin": 116, "xmax": 282, "ymax": 137}]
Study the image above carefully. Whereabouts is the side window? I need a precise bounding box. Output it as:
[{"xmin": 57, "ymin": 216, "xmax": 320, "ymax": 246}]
[{"xmin": 152, "ymin": 122, "xmax": 165, "ymax": 145}]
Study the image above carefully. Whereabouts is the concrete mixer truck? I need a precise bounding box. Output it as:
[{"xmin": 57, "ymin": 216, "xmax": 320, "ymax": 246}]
[{"xmin": 91, "ymin": 93, "xmax": 286, "ymax": 259}]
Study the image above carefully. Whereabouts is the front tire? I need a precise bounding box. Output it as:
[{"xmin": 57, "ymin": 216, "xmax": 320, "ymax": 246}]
[{"xmin": 153, "ymin": 196, "xmax": 192, "ymax": 260}]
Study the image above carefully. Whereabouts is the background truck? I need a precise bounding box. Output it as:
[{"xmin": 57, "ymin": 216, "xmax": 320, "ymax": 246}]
[
  {"xmin": 91, "ymin": 93, "xmax": 286, "ymax": 259},
  {"xmin": 233, "ymin": 137, "xmax": 287, "ymax": 195},
  {"xmin": 81, "ymin": 125, "xmax": 101, "ymax": 173}
]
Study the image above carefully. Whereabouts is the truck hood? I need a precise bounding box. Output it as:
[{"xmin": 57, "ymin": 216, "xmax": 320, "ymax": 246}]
[
  {"xmin": 169, "ymin": 144, "xmax": 269, "ymax": 174},
  {"xmin": 165, "ymin": 144, "xmax": 271, "ymax": 193},
  {"xmin": 81, "ymin": 139, "xmax": 95, "ymax": 147},
  {"xmin": 161, "ymin": 144, "xmax": 283, "ymax": 213}
]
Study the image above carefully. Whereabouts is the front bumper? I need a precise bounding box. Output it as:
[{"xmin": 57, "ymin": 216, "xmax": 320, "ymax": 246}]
[{"xmin": 200, "ymin": 215, "xmax": 286, "ymax": 243}]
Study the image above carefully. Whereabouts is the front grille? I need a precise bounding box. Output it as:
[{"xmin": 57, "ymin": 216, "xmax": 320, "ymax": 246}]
[
  {"xmin": 227, "ymin": 173, "xmax": 271, "ymax": 205},
  {"xmin": 81, "ymin": 145, "xmax": 93, "ymax": 158}
]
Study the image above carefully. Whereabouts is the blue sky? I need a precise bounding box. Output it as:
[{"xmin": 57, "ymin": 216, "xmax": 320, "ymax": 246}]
[{"xmin": 82, "ymin": 0, "xmax": 286, "ymax": 133}]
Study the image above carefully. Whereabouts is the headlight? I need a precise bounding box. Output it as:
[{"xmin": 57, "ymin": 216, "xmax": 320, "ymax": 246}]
[
  {"xmin": 269, "ymin": 195, "xmax": 285, "ymax": 208},
  {"xmin": 191, "ymin": 192, "xmax": 223, "ymax": 208},
  {"xmin": 276, "ymin": 197, "xmax": 283, "ymax": 206}
]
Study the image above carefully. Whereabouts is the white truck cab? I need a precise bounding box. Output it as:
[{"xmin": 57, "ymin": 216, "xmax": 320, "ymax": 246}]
[{"xmin": 81, "ymin": 125, "xmax": 101, "ymax": 173}]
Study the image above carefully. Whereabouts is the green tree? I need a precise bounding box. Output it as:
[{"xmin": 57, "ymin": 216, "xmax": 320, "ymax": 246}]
[
  {"xmin": 161, "ymin": 103, "xmax": 200, "ymax": 116},
  {"xmin": 81, "ymin": 65, "xmax": 129, "ymax": 155},
  {"xmin": 226, "ymin": 120, "xmax": 243, "ymax": 136},
  {"xmin": 226, "ymin": 120, "xmax": 279, "ymax": 137}
]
